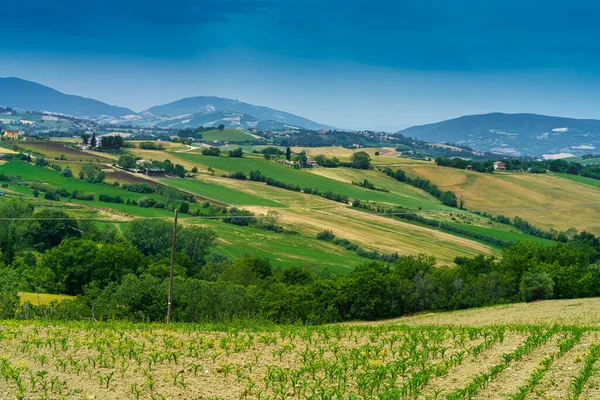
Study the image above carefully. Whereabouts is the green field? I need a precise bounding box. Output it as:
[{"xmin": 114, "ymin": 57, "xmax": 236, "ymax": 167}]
[
  {"xmin": 201, "ymin": 129, "xmax": 258, "ymax": 142},
  {"xmin": 191, "ymin": 218, "xmax": 363, "ymax": 273},
  {"xmin": 160, "ymin": 177, "xmax": 283, "ymax": 207},
  {"xmin": 555, "ymin": 172, "xmax": 600, "ymax": 189}
]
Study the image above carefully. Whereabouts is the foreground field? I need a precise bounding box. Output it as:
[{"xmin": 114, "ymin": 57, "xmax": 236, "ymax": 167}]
[{"xmin": 1, "ymin": 314, "xmax": 599, "ymax": 399}]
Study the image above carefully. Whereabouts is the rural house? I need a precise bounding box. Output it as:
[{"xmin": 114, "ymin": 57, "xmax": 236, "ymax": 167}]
[
  {"xmin": 493, "ymin": 161, "xmax": 506, "ymax": 171},
  {"xmin": 2, "ymin": 130, "xmax": 19, "ymax": 140},
  {"xmin": 306, "ymin": 156, "xmax": 318, "ymax": 168}
]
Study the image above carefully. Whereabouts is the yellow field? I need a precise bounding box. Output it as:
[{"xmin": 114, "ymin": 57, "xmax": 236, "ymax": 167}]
[
  {"xmin": 401, "ymin": 164, "xmax": 600, "ymax": 234},
  {"xmin": 0, "ymin": 146, "xmax": 16, "ymax": 154},
  {"xmin": 18, "ymin": 292, "xmax": 75, "ymax": 305}
]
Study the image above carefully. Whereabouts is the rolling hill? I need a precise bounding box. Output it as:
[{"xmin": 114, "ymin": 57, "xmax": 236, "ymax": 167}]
[
  {"xmin": 0, "ymin": 77, "xmax": 133, "ymax": 118},
  {"xmin": 400, "ymin": 113, "xmax": 600, "ymax": 156}
]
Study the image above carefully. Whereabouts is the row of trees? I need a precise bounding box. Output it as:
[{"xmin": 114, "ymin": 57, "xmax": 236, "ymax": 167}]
[
  {"xmin": 380, "ymin": 167, "xmax": 460, "ymax": 208},
  {"xmin": 435, "ymin": 157, "xmax": 600, "ymax": 180}
]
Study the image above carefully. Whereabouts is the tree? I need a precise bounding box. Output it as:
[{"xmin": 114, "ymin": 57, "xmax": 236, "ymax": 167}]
[
  {"xmin": 202, "ymin": 147, "xmax": 221, "ymax": 156},
  {"xmin": 125, "ymin": 219, "xmax": 173, "ymax": 256},
  {"xmin": 296, "ymin": 151, "xmax": 308, "ymax": 168},
  {"xmin": 29, "ymin": 209, "xmax": 80, "ymax": 250},
  {"xmin": 90, "ymin": 133, "xmax": 97, "ymax": 148},
  {"xmin": 118, "ymin": 155, "xmax": 136, "ymax": 170},
  {"xmin": 520, "ymin": 271, "xmax": 554, "ymax": 302},
  {"xmin": 229, "ymin": 147, "xmax": 243, "ymax": 158},
  {"xmin": 173, "ymin": 164, "xmax": 185, "ymax": 178},
  {"xmin": 218, "ymin": 124, "xmax": 225, "ymax": 131},
  {"xmin": 350, "ymin": 151, "xmax": 371, "ymax": 170},
  {"xmin": 286, "ymin": 147, "xmax": 291, "ymax": 161},
  {"xmin": 60, "ymin": 167, "xmax": 73, "ymax": 178},
  {"xmin": 80, "ymin": 133, "xmax": 90, "ymax": 145}
]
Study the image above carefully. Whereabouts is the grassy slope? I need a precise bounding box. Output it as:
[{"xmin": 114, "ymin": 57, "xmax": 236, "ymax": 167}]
[
  {"xmin": 554, "ymin": 172, "xmax": 600, "ymax": 189},
  {"xmin": 159, "ymin": 177, "xmax": 284, "ymax": 207},
  {"xmin": 400, "ymin": 164, "xmax": 600, "ymax": 235},
  {"xmin": 0, "ymin": 161, "xmax": 164, "ymax": 203},
  {"xmin": 175, "ymin": 153, "xmax": 448, "ymax": 208},
  {"xmin": 201, "ymin": 129, "xmax": 257, "ymax": 142}
]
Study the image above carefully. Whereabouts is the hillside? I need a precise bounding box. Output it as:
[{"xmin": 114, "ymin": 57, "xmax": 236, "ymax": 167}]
[
  {"xmin": 399, "ymin": 162, "xmax": 600, "ymax": 234},
  {"xmin": 0, "ymin": 77, "xmax": 133, "ymax": 117},
  {"xmin": 145, "ymin": 96, "xmax": 332, "ymax": 130},
  {"xmin": 400, "ymin": 112, "xmax": 600, "ymax": 156}
]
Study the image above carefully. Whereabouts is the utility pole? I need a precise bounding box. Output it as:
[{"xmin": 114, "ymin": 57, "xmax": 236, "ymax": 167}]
[{"xmin": 167, "ymin": 208, "xmax": 178, "ymax": 324}]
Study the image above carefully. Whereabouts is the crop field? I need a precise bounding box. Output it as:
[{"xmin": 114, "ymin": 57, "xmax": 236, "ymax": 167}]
[
  {"xmin": 10, "ymin": 141, "xmax": 113, "ymax": 162},
  {"xmin": 0, "ymin": 162, "xmax": 165, "ymax": 205},
  {"xmin": 400, "ymin": 164, "xmax": 600, "ymax": 235},
  {"xmin": 1, "ymin": 313, "xmax": 599, "ymax": 399}
]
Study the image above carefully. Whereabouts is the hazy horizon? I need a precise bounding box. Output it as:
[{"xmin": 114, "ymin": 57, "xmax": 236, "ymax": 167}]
[{"xmin": 2, "ymin": 1, "xmax": 600, "ymax": 130}]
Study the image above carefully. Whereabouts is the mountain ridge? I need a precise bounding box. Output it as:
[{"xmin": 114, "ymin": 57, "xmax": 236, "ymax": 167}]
[
  {"xmin": 145, "ymin": 96, "xmax": 333, "ymax": 131},
  {"xmin": 0, "ymin": 77, "xmax": 134, "ymax": 118},
  {"xmin": 399, "ymin": 112, "xmax": 600, "ymax": 156}
]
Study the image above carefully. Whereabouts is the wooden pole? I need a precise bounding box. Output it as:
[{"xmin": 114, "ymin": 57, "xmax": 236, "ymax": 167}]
[{"xmin": 167, "ymin": 208, "xmax": 178, "ymax": 324}]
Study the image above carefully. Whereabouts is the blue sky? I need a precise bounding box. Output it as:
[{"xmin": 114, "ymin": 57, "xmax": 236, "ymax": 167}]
[{"xmin": 1, "ymin": 0, "xmax": 600, "ymax": 130}]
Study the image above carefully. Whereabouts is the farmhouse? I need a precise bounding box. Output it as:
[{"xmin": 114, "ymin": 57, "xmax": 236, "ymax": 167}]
[
  {"xmin": 2, "ymin": 130, "xmax": 19, "ymax": 140},
  {"xmin": 493, "ymin": 161, "xmax": 506, "ymax": 171},
  {"xmin": 145, "ymin": 167, "xmax": 166, "ymax": 177},
  {"xmin": 306, "ymin": 156, "xmax": 318, "ymax": 168},
  {"xmin": 42, "ymin": 115, "xmax": 59, "ymax": 122},
  {"xmin": 19, "ymin": 119, "xmax": 35, "ymax": 125}
]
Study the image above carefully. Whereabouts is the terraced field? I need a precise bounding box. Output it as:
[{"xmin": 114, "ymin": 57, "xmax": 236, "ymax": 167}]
[{"xmin": 1, "ymin": 300, "xmax": 600, "ymax": 399}]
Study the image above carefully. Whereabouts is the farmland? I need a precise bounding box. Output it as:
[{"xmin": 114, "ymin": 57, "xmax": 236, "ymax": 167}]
[
  {"xmin": 7, "ymin": 141, "xmax": 113, "ymax": 162},
  {"xmin": 200, "ymin": 129, "xmax": 258, "ymax": 142},
  {"xmin": 400, "ymin": 164, "xmax": 600, "ymax": 235},
  {"xmin": 1, "ymin": 303, "xmax": 599, "ymax": 399}
]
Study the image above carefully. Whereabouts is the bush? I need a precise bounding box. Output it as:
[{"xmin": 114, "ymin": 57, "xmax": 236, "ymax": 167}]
[
  {"xmin": 60, "ymin": 167, "xmax": 73, "ymax": 178},
  {"xmin": 230, "ymin": 172, "xmax": 247, "ymax": 180},
  {"xmin": 316, "ymin": 230, "xmax": 336, "ymax": 240},
  {"xmin": 229, "ymin": 147, "xmax": 243, "ymax": 158},
  {"xmin": 99, "ymin": 195, "xmax": 124, "ymax": 204},
  {"xmin": 138, "ymin": 197, "xmax": 157, "ymax": 208},
  {"xmin": 122, "ymin": 183, "xmax": 155, "ymax": 193},
  {"xmin": 202, "ymin": 147, "xmax": 221, "ymax": 156},
  {"xmin": 249, "ymin": 170, "xmax": 266, "ymax": 182},
  {"xmin": 44, "ymin": 191, "xmax": 60, "ymax": 201},
  {"xmin": 520, "ymin": 271, "xmax": 554, "ymax": 302}
]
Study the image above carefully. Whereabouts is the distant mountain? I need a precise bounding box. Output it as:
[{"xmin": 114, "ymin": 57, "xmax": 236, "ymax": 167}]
[
  {"xmin": 0, "ymin": 78, "xmax": 133, "ymax": 118},
  {"xmin": 400, "ymin": 113, "xmax": 600, "ymax": 156},
  {"xmin": 98, "ymin": 110, "xmax": 298, "ymax": 131},
  {"xmin": 145, "ymin": 96, "xmax": 332, "ymax": 131}
]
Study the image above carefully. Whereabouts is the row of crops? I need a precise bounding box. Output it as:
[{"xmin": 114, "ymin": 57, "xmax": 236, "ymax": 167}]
[{"xmin": 0, "ymin": 322, "xmax": 598, "ymax": 399}]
